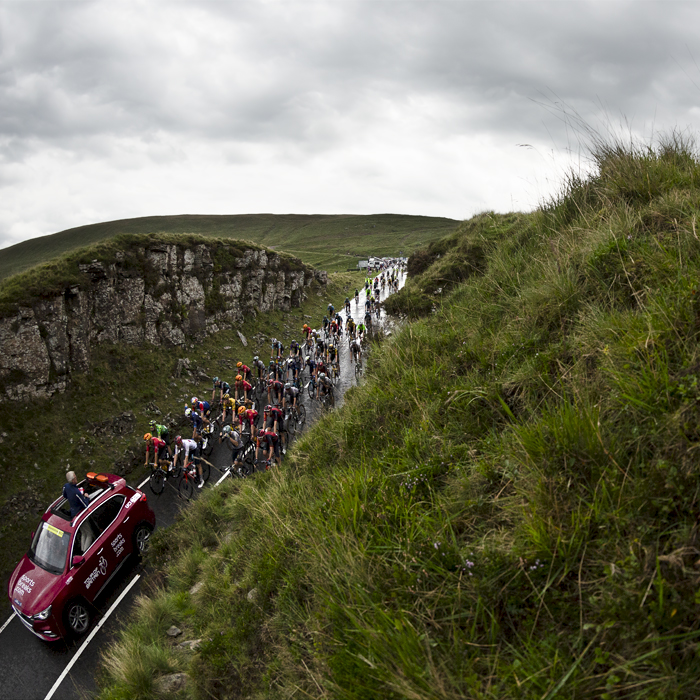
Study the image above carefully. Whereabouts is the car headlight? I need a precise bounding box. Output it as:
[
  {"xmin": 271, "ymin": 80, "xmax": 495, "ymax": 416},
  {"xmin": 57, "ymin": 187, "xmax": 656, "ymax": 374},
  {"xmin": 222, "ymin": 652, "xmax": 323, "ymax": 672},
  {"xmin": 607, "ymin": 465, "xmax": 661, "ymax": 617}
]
[{"xmin": 32, "ymin": 605, "xmax": 52, "ymax": 621}]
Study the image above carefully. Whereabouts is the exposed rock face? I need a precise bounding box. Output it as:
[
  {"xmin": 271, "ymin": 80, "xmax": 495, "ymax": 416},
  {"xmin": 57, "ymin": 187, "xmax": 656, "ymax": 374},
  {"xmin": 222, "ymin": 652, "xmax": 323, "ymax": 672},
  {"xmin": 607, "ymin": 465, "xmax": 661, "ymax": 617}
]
[{"xmin": 0, "ymin": 243, "xmax": 321, "ymax": 400}]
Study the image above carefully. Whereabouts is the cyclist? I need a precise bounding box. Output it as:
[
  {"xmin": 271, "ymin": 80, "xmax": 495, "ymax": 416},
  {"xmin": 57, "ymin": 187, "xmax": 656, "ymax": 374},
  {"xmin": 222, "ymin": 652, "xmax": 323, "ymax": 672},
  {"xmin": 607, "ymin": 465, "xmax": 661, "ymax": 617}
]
[
  {"xmin": 346, "ymin": 315, "xmax": 356, "ymax": 338},
  {"xmin": 327, "ymin": 302, "xmax": 335, "ymax": 318},
  {"xmin": 364, "ymin": 311, "xmax": 373, "ymax": 330},
  {"xmin": 357, "ymin": 321, "xmax": 366, "ymax": 341},
  {"xmin": 191, "ymin": 397, "xmax": 212, "ymax": 424},
  {"xmin": 219, "ymin": 392, "xmax": 237, "ymax": 424},
  {"xmin": 144, "ymin": 432, "xmax": 172, "ymax": 470},
  {"xmin": 282, "ymin": 382, "xmax": 300, "ymax": 411},
  {"xmin": 271, "ymin": 338, "xmax": 285, "ymax": 359},
  {"xmin": 252, "ymin": 355, "xmax": 266, "ymax": 380},
  {"xmin": 234, "ymin": 374, "xmax": 253, "ymax": 402},
  {"xmin": 255, "ymin": 428, "xmax": 281, "ymax": 468},
  {"xmin": 351, "ymin": 336, "xmax": 362, "ymax": 363},
  {"xmin": 328, "ymin": 343, "xmax": 339, "ymax": 374},
  {"xmin": 185, "ymin": 406, "xmax": 204, "ymax": 441},
  {"xmin": 305, "ymin": 354, "xmax": 317, "ymax": 385},
  {"xmin": 354, "ymin": 289, "xmax": 360, "ymax": 304},
  {"xmin": 238, "ymin": 404, "xmax": 259, "ymax": 438},
  {"xmin": 267, "ymin": 376, "xmax": 284, "ymax": 405},
  {"xmin": 289, "ymin": 339, "xmax": 301, "ymax": 357},
  {"xmin": 149, "ymin": 419, "xmax": 170, "ymax": 446},
  {"xmin": 344, "ymin": 297, "xmax": 351, "ymax": 314},
  {"xmin": 174, "ymin": 435, "xmax": 204, "ymax": 488},
  {"xmin": 219, "ymin": 425, "xmax": 245, "ymax": 472},
  {"xmin": 317, "ymin": 371, "xmax": 333, "ymax": 401},
  {"xmin": 211, "ymin": 377, "xmax": 231, "ymax": 405},
  {"xmin": 263, "ymin": 404, "xmax": 287, "ymax": 455},
  {"xmin": 237, "ymin": 361, "xmax": 253, "ymax": 383}
]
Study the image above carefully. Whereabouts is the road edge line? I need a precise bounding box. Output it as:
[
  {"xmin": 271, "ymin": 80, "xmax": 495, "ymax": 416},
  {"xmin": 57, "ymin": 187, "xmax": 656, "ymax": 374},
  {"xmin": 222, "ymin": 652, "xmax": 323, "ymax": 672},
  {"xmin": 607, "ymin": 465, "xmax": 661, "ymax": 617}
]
[
  {"xmin": 43, "ymin": 573, "xmax": 141, "ymax": 700},
  {"xmin": 0, "ymin": 613, "xmax": 14, "ymax": 636}
]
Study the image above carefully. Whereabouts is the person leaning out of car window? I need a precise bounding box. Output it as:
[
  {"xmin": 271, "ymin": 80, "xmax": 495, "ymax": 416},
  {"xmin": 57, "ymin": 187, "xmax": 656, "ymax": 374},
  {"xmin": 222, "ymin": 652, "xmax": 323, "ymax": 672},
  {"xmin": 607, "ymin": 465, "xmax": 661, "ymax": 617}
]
[{"xmin": 62, "ymin": 471, "xmax": 90, "ymax": 518}]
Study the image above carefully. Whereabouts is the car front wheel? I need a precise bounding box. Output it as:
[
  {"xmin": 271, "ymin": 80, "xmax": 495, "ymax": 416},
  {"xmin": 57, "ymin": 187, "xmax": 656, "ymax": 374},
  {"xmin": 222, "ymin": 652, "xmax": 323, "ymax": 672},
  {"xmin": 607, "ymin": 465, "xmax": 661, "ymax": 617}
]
[
  {"xmin": 65, "ymin": 600, "xmax": 91, "ymax": 637},
  {"xmin": 133, "ymin": 523, "xmax": 154, "ymax": 555}
]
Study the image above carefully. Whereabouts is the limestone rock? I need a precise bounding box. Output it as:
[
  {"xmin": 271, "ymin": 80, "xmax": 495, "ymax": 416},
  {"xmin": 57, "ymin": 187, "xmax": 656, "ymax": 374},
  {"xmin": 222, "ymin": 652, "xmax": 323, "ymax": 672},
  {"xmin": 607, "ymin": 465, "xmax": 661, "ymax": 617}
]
[
  {"xmin": 0, "ymin": 242, "xmax": 323, "ymax": 401},
  {"xmin": 155, "ymin": 673, "xmax": 189, "ymax": 694}
]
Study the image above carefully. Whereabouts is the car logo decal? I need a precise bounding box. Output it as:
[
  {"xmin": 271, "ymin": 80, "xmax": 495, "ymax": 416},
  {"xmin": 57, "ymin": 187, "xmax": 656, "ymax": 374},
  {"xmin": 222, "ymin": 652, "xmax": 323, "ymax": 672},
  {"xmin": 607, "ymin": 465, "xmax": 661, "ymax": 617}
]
[
  {"xmin": 98, "ymin": 556, "xmax": 108, "ymax": 576},
  {"xmin": 13, "ymin": 598, "xmax": 21, "ymax": 608}
]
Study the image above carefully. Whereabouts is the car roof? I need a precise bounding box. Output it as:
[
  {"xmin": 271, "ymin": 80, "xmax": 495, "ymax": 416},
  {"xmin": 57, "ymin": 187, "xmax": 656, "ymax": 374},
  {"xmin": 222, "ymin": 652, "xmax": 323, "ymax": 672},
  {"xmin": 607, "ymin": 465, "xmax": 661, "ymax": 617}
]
[{"xmin": 44, "ymin": 473, "xmax": 129, "ymax": 532}]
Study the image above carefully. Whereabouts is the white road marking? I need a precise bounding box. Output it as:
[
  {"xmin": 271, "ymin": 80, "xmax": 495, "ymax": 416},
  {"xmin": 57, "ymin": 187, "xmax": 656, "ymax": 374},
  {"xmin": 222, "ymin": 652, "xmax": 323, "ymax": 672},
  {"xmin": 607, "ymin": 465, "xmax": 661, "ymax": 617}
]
[
  {"xmin": 43, "ymin": 573, "xmax": 141, "ymax": 700},
  {"xmin": 214, "ymin": 470, "xmax": 231, "ymax": 486},
  {"xmin": 0, "ymin": 613, "xmax": 14, "ymax": 635},
  {"xmin": 137, "ymin": 476, "xmax": 149, "ymax": 489}
]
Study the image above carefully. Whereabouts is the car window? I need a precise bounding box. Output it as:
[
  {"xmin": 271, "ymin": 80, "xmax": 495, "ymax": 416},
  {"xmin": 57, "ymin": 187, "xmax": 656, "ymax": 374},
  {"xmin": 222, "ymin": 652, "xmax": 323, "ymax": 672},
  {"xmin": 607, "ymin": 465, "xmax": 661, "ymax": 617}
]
[
  {"xmin": 73, "ymin": 495, "xmax": 125, "ymax": 558},
  {"xmin": 91, "ymin": 495, "xmax": 125, "ymax": 533},
  {"xmin": 30, "ymin": 522, "xmax": 71, "ymax": 574}
]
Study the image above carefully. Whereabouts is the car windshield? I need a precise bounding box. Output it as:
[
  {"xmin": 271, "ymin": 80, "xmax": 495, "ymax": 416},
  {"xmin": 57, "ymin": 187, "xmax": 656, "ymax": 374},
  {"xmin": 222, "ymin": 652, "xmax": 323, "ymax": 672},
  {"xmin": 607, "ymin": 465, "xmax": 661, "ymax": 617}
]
[{"xmin": 29, "ymin": 522, "xmax": 70, "ymax": 575}]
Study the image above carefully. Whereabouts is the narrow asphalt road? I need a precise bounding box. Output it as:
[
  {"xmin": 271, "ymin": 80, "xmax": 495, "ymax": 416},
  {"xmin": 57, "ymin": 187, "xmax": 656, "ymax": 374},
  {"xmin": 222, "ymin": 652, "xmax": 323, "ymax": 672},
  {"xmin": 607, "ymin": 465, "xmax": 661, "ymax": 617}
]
[{"xmin": 0, "ymin": 267, "xmax": 405, "ymax": 700}]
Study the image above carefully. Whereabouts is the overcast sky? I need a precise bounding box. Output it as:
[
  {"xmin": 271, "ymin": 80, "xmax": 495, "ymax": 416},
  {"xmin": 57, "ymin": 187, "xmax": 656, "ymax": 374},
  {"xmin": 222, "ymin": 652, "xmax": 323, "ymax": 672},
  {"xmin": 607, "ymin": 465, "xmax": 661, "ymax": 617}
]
[{"xmin": 0, "ymin": 0, "xmax": 698, "ymax": 250}]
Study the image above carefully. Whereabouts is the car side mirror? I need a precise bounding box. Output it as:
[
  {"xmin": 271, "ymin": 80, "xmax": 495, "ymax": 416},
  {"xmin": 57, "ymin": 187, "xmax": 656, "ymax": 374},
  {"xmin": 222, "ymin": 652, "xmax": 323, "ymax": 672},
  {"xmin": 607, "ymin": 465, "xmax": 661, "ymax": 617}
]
[{"xmin": 71, "ymin": 555, "xmax": 85, "ymax": 568}]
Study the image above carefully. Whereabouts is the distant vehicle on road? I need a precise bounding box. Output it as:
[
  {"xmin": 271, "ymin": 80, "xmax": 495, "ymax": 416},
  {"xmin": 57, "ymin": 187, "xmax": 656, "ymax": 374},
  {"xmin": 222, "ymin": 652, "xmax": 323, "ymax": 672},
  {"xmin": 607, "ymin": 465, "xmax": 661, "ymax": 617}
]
[{"xmin": 8, "ymin": 472, "xmax": 155, "ymax": 641}]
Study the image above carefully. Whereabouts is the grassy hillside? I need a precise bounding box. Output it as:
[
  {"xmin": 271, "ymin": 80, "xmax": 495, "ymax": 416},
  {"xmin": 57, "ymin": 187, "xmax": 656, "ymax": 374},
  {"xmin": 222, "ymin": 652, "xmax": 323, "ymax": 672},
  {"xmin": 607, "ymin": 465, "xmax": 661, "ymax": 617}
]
[
  {"xmin": 0, "ymin": 213, "xmax": 458, "ymax": 282},
  {"xmin": 96, "ymin": 133, "xmax": 700, "ymax": 699}
]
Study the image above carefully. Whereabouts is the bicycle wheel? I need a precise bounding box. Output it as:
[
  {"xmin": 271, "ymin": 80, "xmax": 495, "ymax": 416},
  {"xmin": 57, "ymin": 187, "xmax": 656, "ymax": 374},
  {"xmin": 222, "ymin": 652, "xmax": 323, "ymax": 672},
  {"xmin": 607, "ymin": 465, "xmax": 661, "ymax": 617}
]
[
  {"xmin": 307, "ymin": 380, "xmax": 315, "ymax": 399},
  {"xmin": 200, "ymin": 460, "xmax": 211, "ymax": 483},
  {"xmin": 170, "ymin": 458, "xmax": 182, "ymax": 480},
  {"xmin": 329, "ymin": 387, "xmax": 335, "ymax": 407},
  {"xmin": 286, "ymin": 412, "xmax": 296, "ymax": 437},
  {"xmin": 149, "ymin": 469, "xmax": 165, "ymax": 495},
  {"xmin": 203, "ymin": 431, "xmax": 214, "ymax": 456},
  {"xmin": 179, "ymin": 475, "xmax": 194, "ymax": 500},
  {"xmin": 296, "ymin": 404, "xmax": 306, "ymax": 427},
  {"xmin": 355, "ymin": 362, "xmax": 362, "ymax": 379}
]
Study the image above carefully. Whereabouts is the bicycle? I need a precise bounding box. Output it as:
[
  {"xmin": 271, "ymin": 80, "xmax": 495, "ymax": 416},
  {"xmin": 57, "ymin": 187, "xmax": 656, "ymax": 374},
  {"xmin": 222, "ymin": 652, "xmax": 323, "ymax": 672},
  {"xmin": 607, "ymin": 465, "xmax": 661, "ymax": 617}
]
[
  {"xmin": 319, "ymin": 385, "xmax": 335, "ymax": 410},
  {"xmin": 284, "ymin": 403, "xmax": 306, "ymax": 437},
  {"xmin": 330, "ymin": 362, "xmax": 341, "ymax": 385},
  {"xmin": 306, "ymin": 374, "xmax": 317, "ymax": 400},
  {"xmin": 178, "ymin": 456, "xmax": 212, "ymax": 499},
  {"xmin": 148, "ymin": 459, "xmax": 171, "ymax": 495},
  {"xmin": 355, "ymin": 358, "xmax": 363, "ymax": 380},
  {"xmin": 200, "ymin": 419, "xmax": 218, "ymax": 457},
  {"xmin": 230, "ymin": 441, "xmax": 255, "ymax": 478}
]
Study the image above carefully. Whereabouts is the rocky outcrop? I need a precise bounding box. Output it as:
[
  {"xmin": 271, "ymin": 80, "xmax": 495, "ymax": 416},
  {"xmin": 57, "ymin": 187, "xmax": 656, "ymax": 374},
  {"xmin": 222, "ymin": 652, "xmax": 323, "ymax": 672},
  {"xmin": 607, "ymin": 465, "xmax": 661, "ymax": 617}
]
[{"xmin": 0, "ymin": 242, "xmax": 321, "ymax": 400}]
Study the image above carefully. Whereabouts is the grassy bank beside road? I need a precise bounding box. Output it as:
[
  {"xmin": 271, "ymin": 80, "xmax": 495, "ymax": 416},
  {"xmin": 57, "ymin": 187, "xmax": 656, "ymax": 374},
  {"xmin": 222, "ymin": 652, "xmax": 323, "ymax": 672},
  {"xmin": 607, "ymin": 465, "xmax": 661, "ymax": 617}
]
[{"xmin": 98, "ymin": 133, "xmax": 700, "ymax": 699}]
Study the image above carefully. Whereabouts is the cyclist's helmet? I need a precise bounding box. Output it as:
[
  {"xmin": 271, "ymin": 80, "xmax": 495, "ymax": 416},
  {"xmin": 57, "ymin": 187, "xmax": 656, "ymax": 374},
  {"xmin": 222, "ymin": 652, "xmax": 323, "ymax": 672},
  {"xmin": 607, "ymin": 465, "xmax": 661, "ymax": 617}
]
[
  {"xmin": 213, "ymin": 376, "xmax": 220, "ymax": 386},
  {"xmin": 143, "ymin": 432, "xmax": 152, "ymax": 441},
  {"xmin": 175, "ymin": 435, "xmax": 183, "ymax": 446},
  {"xmin": 236, "ymin": 374, "xmax": 243, "ymax": 381},
  {"xmin": 191, "ymin": 396, "xmax": 198, "ymax": 405},
  {"xmin": 284, "ymin": 382, "xmax": 291, "ymax": 389},
  {"xmin": 253, "ymin": 355, "xmax": 259, "ymax": 362},
  {"xmin": 238, "ymin": 406, "xmax": 246, "ymax": 415},
  {"xmin": 303, "ymin": 324, "xmax": 308, "ymax": 329},
  {"xmin": 237, "ymin": 361, "xmax": 243, "ymax": 368},
  {"xmin": 223, "ymin": 392, "xmax": 230, "ymax": 400},
  {"xmin": 185, "ymin": 407, "xmax": 192, "ymax": 417},
  {"xmin": 319, "ymin": 372, "xmax": 326, "ymax": 379},
  {"xmin": 149, "ymin": 419, "xmax": 156, "ymax": 428},
  {"xmin": 264, "ymin": 404, "xmax": 272, "ymax": 412},
  {"xmin": 223, "ymin": 425, "xmax": 232, "ymax": 434}
]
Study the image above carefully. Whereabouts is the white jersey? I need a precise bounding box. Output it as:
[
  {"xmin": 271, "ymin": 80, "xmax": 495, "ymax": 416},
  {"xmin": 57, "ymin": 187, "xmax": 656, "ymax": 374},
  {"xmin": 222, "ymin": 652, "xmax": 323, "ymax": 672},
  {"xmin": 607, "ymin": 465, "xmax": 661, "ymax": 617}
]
[{"xmin": 175, "ymin": 438, "xmax": 198, "ymax": 461}]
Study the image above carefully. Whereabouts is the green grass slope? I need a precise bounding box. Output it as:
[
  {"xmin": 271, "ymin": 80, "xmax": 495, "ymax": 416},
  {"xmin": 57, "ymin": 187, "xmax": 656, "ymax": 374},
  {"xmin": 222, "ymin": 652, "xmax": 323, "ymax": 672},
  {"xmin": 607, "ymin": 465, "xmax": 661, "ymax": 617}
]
[
  {"xmin": 96, "ymin": 133, "xmax": 700, "ymax": 699},
  {"xmin": 0, "ymin": 213, "xmax": 459, "ymax": 282}
]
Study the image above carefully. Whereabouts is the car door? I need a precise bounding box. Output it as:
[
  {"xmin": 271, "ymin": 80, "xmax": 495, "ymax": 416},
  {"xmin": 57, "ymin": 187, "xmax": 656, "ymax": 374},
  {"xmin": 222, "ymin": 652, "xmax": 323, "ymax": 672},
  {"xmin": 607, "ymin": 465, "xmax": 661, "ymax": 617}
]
[{"xmin": 73, "ymin": 495, "xmax": 126, "ymax": 602}]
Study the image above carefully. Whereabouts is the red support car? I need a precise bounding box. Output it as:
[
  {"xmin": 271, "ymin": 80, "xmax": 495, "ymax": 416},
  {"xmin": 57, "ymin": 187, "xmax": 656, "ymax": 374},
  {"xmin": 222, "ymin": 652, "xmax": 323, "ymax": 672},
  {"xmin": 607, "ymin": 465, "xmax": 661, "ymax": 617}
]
[{"xmin": 8, "ymin": 472, "xmax": 156, "ymax": 641}]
